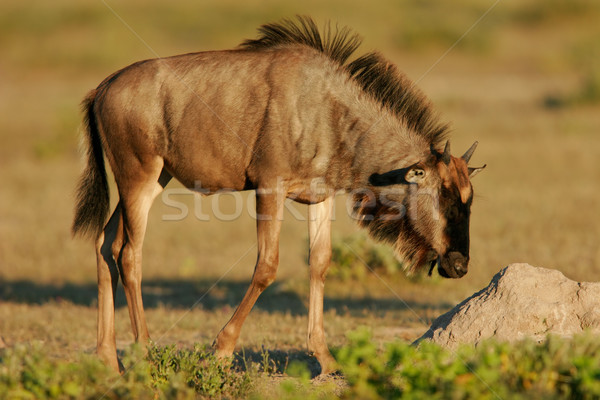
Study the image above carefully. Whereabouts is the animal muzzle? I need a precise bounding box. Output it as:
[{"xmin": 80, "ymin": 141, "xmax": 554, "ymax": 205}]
[{"xmin": 437, "ymin": 251, "xmax": 468, "ymax": 279}]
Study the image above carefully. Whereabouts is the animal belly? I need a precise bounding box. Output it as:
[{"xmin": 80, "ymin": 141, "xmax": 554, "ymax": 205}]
[{"xmin": 164, "ymin": 150, "xmax": 250, "ymax": 193}]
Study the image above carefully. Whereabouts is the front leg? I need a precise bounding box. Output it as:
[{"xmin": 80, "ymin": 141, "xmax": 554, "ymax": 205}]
[
  {"xmin": 213, "ymin": 188, "xmax": 284, "ymax": 357},
  {"xmin": 307, "ymin": 196, "xmax": 337, "ymax": 374}
]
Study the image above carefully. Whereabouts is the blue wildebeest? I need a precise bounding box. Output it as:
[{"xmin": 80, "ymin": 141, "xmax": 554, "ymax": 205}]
[{"xmin": 72, "ymin": 17, "xmax": 485, "ymax": 374}]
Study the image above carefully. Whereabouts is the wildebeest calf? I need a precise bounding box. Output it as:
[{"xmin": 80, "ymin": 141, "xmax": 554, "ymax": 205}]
[{"xmin": 72, "ymin": 17, "xmax": 485, "ymax": 374}]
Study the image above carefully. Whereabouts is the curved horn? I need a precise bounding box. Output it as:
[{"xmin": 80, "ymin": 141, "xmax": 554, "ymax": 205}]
[
  {"xmin": 462, "ymin": 141, "xmax": 478, "ymax": 163},
  {"xmin": 442, "ymin": 141, "xmax": 451, "ymax": 165}
]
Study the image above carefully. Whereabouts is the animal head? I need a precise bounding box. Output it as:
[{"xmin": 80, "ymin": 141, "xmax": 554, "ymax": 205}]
[{"xmin": 354, "ymin": 141, "xmax": 485, "ymax": 278}]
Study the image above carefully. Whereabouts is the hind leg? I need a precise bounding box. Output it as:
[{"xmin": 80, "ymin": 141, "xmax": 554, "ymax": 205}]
[
  {"xmin": 96, "ymin": 203, "xmax": 124, "ymax": 372},
  {"xmin": 96, "ymin": 166, "xmax": 171, "ymax": 372},
  {"xmin": 117, "ymin": 166, "xmax": 171, "ymax": 345}
]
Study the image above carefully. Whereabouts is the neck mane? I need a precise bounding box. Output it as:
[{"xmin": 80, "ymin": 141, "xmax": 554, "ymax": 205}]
[{"xmin": 240, "ymin": 16, "xmax": 449, "ymax": 147}]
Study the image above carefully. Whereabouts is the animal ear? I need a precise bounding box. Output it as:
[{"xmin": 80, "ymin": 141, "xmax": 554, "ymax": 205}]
[
  {"xmin": 405, "ymin": 167, "xmax": 426, "ymax": 183},
  {"xmin": 468, "ymin": 164, "xmax": 486, "ymax": 179}
]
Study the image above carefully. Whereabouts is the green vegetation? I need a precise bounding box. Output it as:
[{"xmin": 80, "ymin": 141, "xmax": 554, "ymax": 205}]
[
  {"xmin": 3, "ymin": 331, "xmax": 600, "ymax": 399},
  {"xmin": 147, "ymin": 344, "xmax": 253, "ymax": 398},
  {"xmin": 327, "ymin": 233, "xmax": 403, "ymax": 280},
  {"xmin": 0, "ymin": 343, "xmax": 245, "ymax": 399},
  {"xmin": 334, "ymin": 329, "xmax": 600, "ymax": 399}
]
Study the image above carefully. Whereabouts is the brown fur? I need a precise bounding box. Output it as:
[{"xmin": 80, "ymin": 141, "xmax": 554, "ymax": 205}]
[{"xmin": 439, "ymin": 158, "xmax": 472, "ymax": 204}]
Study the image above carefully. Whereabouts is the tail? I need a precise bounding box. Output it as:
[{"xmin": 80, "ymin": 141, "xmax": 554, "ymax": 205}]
[{"xmin": 72, "ymin": 89, "xmax": 110, "ymax": 239}]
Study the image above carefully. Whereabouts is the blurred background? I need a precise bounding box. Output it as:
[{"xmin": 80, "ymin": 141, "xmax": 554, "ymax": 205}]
[{"xmin": 1, "ymin": 0, "xmax": 599, "ymax": 357}]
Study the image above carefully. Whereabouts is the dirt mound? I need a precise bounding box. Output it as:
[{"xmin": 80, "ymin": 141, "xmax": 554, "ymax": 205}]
[{"xmin": 415, "ymin": 263, "xmax": 600, "ymax": 349}]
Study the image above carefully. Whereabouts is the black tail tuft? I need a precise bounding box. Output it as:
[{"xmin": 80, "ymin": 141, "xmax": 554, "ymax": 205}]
[{"xmin": 72, "ymin": 89, "xmax": 110, "ymax": 240}]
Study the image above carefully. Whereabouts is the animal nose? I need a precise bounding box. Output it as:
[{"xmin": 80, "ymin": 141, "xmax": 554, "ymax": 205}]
[
  {"xmin": 437, "ymin": 251, "xmax": 469, "ymax": 279},
  {"xmin": 448, "ymin": 251, "xmax": 468, "ymax": 277}
]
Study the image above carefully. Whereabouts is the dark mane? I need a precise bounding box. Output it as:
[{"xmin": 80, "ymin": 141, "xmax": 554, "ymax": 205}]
[
  {"xmin": 240, "ymin": 16, "xmax": 448, "ymax": 145},
  {"xmin": 346, "ymin": 53, "xmax": 448, "ymax": 145},
  {"xmin": 240, "ymin": 16, "xmax": 361, "ymax": 65}
]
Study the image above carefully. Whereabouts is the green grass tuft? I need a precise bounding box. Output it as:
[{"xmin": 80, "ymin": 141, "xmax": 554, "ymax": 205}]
[
  {"xmin": 326, "ymin": 232, "xmax": 434, "ymax": 283},
  {"xmin": 326, "ymin": 233, "xmax": 401, "ymax": 280}
]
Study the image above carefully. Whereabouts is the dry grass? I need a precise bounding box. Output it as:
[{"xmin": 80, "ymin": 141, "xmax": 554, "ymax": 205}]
[{"xmin": 1, "ymin": 0, "xmax": 599, "ymax": 388}]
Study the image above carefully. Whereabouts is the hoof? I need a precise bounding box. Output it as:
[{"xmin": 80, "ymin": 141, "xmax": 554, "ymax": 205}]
[{"xmin": 97, "ymin": 347, "xmax": 122, "ymax": 373}]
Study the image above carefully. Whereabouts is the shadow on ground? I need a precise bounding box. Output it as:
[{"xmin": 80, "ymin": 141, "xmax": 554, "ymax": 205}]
[
  {"xmin": 0, "ymin": 278, "xmax": 452, "ymax": 316},
  {"xmin": 232, "ymin": 347, "xmax": 323, "ymax": 377}
]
